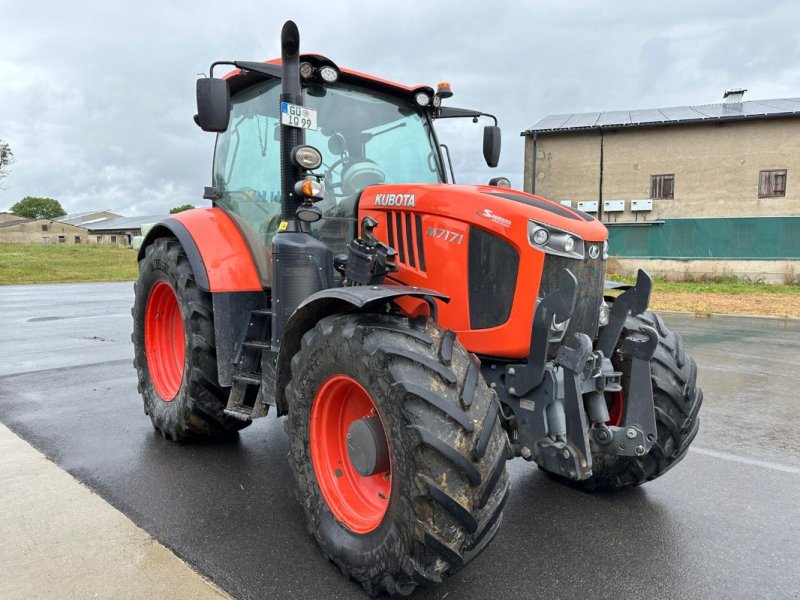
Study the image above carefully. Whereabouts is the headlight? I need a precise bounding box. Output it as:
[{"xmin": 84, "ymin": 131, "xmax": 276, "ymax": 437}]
[
  {"xmin": 299, "ymin": 62, "xmax": 315, "ymax": 79},
  {"xmin": 415, "ymin": 92, "xmax": 431, "ymax": 107},
  {"xmin": 527, "ymin": 220, "xmax": 585, "ymax": 259},
  {"xmin": 531, "ymin": 227, "xmax": 549, "ymax": 245},
  {"xmin": 290, "ymin": 145, "xmax": 323, "ymax": 170},
  {"xmin": 319, "ymin": 66, "xmax": 339, "ymax": 83}
]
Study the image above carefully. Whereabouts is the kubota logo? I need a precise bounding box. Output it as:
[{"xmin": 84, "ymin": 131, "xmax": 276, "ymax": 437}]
[
  {"xmin": 374, "ymin": 193, "xmax": 415, "ymax": 207},
  {"xmin": 477, "ymin": 208, "xmax": 512, "ymax": 228}
]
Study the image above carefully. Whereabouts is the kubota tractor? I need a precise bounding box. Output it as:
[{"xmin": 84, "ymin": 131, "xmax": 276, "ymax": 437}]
[{"xmin": 133, "ymin": 21, "xmax": 703, "ymax": 596}]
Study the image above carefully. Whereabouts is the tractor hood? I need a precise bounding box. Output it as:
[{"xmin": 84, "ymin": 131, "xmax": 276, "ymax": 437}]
[{"xmin": 360, "ymin": 183, "xmax": 608, "ymax": 244}]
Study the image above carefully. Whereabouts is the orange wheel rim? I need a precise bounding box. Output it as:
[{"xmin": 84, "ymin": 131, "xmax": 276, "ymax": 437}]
[
  {"xmin": 310, "ymin": 375, "xmax": 391, "ymax": 534},
  {"xmin": 607, "ymin": 390, "xmax": 624, "ymax": 427},
  {"xmin": 144, "ymin": 280, "xmax": 185, "ymax": 401}
]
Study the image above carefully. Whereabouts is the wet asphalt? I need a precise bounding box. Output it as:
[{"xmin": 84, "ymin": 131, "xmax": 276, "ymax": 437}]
[{"xmin": 0, "ymin": 282, "xmax": 798, "ymax": 600}]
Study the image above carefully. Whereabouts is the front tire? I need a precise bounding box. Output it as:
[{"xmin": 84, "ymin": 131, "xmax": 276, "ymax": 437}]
[
  {"xmin": 579, "ymin": 310, "xmax": 703, "ymax": 491},
  {"xmin": 132, "ymin": 236, "xmax": 250, "ymax": 441},
  {"xmin": 286, "ymin": 313, "xmax": 510, "ymax": 597}
]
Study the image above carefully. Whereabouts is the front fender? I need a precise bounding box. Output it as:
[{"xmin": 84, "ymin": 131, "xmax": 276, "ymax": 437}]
[{"xmin": 273, "ymin": 285, "xmax": 449, "ymax": 415}]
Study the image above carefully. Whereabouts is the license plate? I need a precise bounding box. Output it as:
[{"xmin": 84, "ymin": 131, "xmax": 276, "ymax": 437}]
[{"xmin": 280, "ymin": 102, "xmax": 317, "ymax": 130}]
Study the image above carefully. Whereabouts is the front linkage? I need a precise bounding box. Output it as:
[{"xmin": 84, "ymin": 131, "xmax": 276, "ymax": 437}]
[{"xmin": 482, "ymin": 268, "xmax": 656, "ymax": 481}]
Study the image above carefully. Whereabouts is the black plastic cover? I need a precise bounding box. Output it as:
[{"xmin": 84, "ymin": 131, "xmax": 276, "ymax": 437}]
[
  {"xmin": 468, "ymin": 227, "xmax": 519, "ymax": 329},
  {"xmin": 196, "ymin": 78, "xmax": 231, "ymax": 132},
  {"xmin": 483, "ymin": 125, "xmax": 501, "ymax": 168}
]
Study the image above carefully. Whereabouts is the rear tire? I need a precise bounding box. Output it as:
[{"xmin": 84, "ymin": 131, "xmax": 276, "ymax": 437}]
[
  {"xmin": 285, "ymin": 313, "xmax": 510, "ymax": 597},
  {"xmin": 577, "ymin": 310, "xmax": 703, "ymax": 491},
  {"xmin": 132, "ymin": 236, "xmax": 250, "ymax": 441}
]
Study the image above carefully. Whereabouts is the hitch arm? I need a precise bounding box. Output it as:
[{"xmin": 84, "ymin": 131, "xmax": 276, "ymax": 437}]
[
  {"xmin": 597, "ymin": 269, "xmax": 652, "ymax": 357},
  {"xmin": 505, "ymin": 268, "xmax": 577, "ymax": 397},
  {"xmin": 536, "ymin": 333, "xmax": 594, "ymax": 480}
]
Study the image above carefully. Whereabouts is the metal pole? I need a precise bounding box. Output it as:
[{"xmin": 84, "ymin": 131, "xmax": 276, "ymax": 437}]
[{"xmin": 598, "ymin": 129, "xmax": 604, "ymax": 222}]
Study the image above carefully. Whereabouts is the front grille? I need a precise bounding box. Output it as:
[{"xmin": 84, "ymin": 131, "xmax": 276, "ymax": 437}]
[
  {"xmin": 386, "ymin": 211, "xmax": 426, "ymax": 272},
  {"xmin": 539, "ymin": 249, "xmax": 606, "ymax": 341}
]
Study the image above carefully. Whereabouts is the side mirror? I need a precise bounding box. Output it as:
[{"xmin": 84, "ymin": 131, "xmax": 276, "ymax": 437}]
[
  {"xmin": 483, "ymin": 125, "xmax": 501, "ymax": 168},
  {"xmin": 195, "ymin": 78, "xmax": 231, "ymax": 132}
]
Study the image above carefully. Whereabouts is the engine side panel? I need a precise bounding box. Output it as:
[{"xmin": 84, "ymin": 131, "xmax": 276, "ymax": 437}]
[{"xmin": 358, "ymin": 184, "xmax": 606, "ymax": 358}]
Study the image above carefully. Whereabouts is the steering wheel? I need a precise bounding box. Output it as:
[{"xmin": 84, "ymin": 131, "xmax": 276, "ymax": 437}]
[{"xmin": 323, "ymin": 157, "xmax": 351, "ymax": 200}]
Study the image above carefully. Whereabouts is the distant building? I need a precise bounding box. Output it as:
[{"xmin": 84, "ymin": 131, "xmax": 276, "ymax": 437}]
[
  {"xmin": 0, "ymin": 210, "xmax": 167, "ymax": 245},
  {"xmin": 522, "ymin": 92, "xmax": 800, "ymax": 282},
  {"xmin": 0, "ymin": 218, "xmax": 90, "ymax": 244},
  {"xmin": 57, "ymin": 211, "xmax": 166, "ymax": 245}
]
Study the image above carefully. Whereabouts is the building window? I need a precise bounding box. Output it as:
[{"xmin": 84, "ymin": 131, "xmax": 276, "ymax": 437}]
[
  {"xmin": 759, "ymin": 169, "xmax": 787, "ymax": 198},
  {"xmin": 58, "ymin": 235, "xmax": 66, "ymax": 244},
  {"xmin": 110, "ymin": 235, "xmax": 117, "ymax": 244},
  {"xmin": 96, "ymin": 235, "xmax": 103, "ymax": 243},
  {"xmin": 650, "ymin": 174, "xmax": 675, "ymax": 199},
  {"xmin": 74, "ymin": 236, "xmax": 81, "ymax": 244},
  {"xmin": 42, "ymin": 224, "xmax": 49, "ymax": 232}
]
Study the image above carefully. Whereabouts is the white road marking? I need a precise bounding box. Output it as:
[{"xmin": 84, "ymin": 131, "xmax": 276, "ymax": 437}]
[{"xmin": 690, "ymin": 446, "xmax": 800, "ymax": 475}]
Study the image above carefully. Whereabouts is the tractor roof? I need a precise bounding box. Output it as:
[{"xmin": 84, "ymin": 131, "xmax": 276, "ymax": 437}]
[{"xmin": 222, "ymin": 54, "xmax": 434, "ymax": 100}]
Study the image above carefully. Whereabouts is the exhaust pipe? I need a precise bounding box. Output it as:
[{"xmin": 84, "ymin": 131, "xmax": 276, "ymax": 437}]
[
  {"xmin": 280, "ymin": 20, "xmax": 303, "ymax": 222},
  {"xmin": 271, "ymin": 20, "xmax": 334, "ymax": 350}
]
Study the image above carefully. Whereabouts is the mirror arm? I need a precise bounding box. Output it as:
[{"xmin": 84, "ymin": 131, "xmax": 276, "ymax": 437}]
[
  {"xmin": 209, "ymin": 61, "xmax": 236, "ymax": 78},
  {"xmin": 433, "ymin": 107, "xmax": 498, "ymax": 126},
  {"xmin": 440, "ymin": 144, "xmax": 456, "ymax": 184}
]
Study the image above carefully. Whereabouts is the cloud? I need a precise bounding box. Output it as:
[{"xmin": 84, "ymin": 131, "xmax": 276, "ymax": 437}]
[{"xmin": 1, "ymin": 0, "xmax": 798, "ymax": 213}]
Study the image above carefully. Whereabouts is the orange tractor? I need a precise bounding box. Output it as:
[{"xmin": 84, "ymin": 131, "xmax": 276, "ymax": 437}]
[{"xmin": 133, "ymin": 21, "xmax": 702, "ymax": 596}]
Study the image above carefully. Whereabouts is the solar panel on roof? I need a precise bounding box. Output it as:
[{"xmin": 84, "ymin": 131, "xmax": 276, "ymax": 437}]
[
  {"xmin": 524, "ymin": 97, "xmax": 800, "ymax": 134},
  {"xmin": 563, "ymin": 112, "xmax": 601, "ymax": 128},
  {"xmin": 629, "ymin": 109, "xmax": 668, "ymax": 125},
  {"xmin": 595, "ymin": 111, "xmax": 631, "ymax": 127},
  {"xmin": 658, "ymin": 105, "xmax": 705, "ymax": 121}
]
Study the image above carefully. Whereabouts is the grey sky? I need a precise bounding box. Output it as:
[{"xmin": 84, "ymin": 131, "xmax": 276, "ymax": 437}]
[{"xmin": 1, "ymin": 0, "xmax": 798, "ymax": 215}]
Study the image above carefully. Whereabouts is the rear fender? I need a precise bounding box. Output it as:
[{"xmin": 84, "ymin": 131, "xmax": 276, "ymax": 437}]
[
  {"xmin": 137, "ymin": 208, "xmax": 262, "ymax": 293},
  {"xmin": 273, "ymin": 285, "xmax": 449, "ymax": 416}
]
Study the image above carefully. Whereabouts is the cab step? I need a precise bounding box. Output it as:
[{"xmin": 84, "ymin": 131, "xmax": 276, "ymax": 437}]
[{"xmin": 224, "ymin": 307, "xmax": 273, "ymax": 421}]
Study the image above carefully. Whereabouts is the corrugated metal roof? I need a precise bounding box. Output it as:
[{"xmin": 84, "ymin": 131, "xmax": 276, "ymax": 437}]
[
  {"xmin": 57, "ymin": 210, "xmax": 118, "ymax": 225},
  {"xmin": 84, "ymin": 215, "xmax": 166, "ymax": 231},
  {"xmin": 0, "ymin": 219, "xmax": 32, "ymax": 229},
  {"xmin": 523, "ymin": 97, "xmax": 800, "ymax": 135}
]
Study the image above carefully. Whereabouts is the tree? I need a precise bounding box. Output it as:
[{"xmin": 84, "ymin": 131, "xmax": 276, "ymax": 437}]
[
  {"xmin": 0, "ymin": 139, "xmax": 13, "ymax": 189},
  {"xmin": 10, "ymin": 197, "xmax": 67, "ymax": 220},
  {"xmin": 169, "ymin": 204, "xmax": 195, "ymax": 214}
]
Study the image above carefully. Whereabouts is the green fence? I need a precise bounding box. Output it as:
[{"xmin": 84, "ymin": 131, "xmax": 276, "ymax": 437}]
[{"xmin": 607, "ymin": 216, "xmax": 800, "ymax": 260}]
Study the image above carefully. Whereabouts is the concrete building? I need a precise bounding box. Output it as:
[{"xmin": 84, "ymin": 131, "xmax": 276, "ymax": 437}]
[
  {"xmin": 57, "ymin": 211, "xmax": 166, "ymax": 245},
  {"xmin": 0, "ymin": 209, "xmax": 166, "ymax": 245},
  {"xmin": 0, "ymin": 218, "xmax": 90, "ymax": 244},
  {"xmin": 522, "ymin": 93, "xmax": 800, "ymax": 282}
]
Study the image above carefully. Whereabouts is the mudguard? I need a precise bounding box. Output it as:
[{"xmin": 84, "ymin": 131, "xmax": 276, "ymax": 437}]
[
  {"xmin": 273, "ymin": 285, "xmax": 449, "ymax": 415},
  {"xmin": 137, "ymin": 208, "xmax": 262, "ymax": 293}
]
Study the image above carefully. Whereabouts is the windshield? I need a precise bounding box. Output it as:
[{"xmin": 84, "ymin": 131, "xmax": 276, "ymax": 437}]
[{"xmin": 212, "ymin": 79, "xmax": 443, "ymax": 274}]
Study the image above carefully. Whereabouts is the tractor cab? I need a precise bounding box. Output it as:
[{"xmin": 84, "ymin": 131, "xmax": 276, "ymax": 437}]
[{"xmin": 213, "ymin": 75, "xmax": 446, "ymax": 260}]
